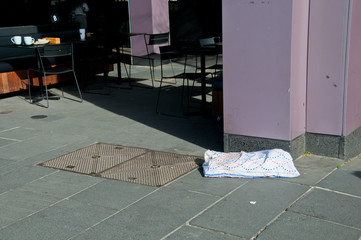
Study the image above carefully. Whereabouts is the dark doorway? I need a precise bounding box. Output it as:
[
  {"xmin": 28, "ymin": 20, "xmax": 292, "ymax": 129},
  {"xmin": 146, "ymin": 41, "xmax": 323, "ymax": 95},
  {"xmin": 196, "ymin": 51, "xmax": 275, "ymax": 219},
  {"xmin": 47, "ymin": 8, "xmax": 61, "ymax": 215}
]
[{"xmin": 169, "ymin": 0, "xmax": 222, "ymax": 45}]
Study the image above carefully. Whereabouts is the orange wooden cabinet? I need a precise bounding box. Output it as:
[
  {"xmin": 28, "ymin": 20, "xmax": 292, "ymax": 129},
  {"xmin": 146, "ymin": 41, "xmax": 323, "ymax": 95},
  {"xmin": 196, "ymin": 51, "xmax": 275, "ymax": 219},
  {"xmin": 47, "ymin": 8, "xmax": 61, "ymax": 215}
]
[
  {"xmin": 0, "ymin": 70, "xmax": 70, "ymax": 94},
  {"xmin": 0, "ymin": 62, "xmax": 113, "ymax": 94}
]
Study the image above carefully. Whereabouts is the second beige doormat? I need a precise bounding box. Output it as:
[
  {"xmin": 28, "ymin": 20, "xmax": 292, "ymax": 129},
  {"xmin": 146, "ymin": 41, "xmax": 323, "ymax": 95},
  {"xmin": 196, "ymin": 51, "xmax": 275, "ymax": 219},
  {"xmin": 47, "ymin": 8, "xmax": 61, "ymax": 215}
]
[{"xmin": 38, "ymin": 142, "xmax": 203, "ymax": 187}]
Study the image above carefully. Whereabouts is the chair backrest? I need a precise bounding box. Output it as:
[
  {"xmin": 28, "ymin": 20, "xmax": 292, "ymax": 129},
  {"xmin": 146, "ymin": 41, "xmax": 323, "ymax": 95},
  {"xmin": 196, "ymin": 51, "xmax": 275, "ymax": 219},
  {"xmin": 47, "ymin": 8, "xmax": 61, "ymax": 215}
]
[
  {"xmin": 147, "ymin": 32, "xmax": 169, "ymax": 46},
  {"xmin": 199, "ymin": 37, "xmax": 216, "ymax": 48},
  {"xmin": 37, "ymin": 43, "xmax": 74, "ymax": 69},
  {"xmin": 159, "ymin": 45, "xmax": 186, "ymax": 78},
  {"xmin": 145, "ymin": 32, "xmax": 170, "ymax": 56},
  {"xmin": 159, "ymin": 45, "xmax": 183, "ymax": 61},
  {"xmin": 38, "ymin": 43, "xmax": 73, "ymax": 58}
]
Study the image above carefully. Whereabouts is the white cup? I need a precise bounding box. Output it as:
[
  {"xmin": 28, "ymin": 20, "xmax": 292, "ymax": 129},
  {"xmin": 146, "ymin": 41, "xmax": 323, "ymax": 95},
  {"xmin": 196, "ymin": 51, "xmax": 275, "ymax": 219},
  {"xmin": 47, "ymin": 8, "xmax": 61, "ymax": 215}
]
[
  {"xmin": 79, "ymin": 29, "xmax": 86, "ymax": 41},
  {"xmin": 24, "ymin": 36, "xmax": 35, "ymax": 45},
  {"xmin": 11, "ymin": 36, "xmax": 22, "ymax": 45}
]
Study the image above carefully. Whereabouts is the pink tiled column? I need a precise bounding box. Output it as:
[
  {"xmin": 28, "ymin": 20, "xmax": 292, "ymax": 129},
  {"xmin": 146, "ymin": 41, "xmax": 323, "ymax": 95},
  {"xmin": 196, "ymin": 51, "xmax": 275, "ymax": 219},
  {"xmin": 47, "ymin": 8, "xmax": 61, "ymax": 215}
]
[
  {"xmin": 222, "ymin": 0, "xmax": 308, "ymax": 145},
  {"xmin": 128, "ymin": 0, "xmax": 169, "ymax": 56}
]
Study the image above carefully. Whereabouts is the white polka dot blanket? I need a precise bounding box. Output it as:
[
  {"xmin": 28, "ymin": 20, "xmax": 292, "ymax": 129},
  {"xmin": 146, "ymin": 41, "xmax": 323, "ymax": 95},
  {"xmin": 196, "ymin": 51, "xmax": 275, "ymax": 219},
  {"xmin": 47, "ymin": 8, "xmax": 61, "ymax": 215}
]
[{"xmin": 203, "ymin": 149, "xmax": 300, "ymax": 178}]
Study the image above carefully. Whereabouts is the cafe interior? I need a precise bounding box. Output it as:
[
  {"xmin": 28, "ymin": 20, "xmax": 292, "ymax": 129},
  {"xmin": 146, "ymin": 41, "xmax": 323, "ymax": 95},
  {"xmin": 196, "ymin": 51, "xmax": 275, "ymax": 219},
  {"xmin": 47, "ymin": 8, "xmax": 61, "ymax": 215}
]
[{"xmin": 0, "ymin": 0, "xmax": 223, "ymax": 116}]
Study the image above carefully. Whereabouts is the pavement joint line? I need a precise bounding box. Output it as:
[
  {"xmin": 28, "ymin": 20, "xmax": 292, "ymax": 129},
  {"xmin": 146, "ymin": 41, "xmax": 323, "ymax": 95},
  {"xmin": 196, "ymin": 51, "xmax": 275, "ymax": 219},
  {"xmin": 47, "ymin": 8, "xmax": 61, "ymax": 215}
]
[
  {"xmin": 67, "ymin": 187, "xmax": 161, "ymax": 240},
  {"xmin": 0, "ymin": 136, "xmax": 22, "ymax": 142},
  {"xmin": 0, "ymin": 170, "xmax": 60, "ymax": 198},
  {"xmin": 184, "ymin": 224, "xmax": 244, "ymax": 239},
  {"xmin": 286, "ymin": 210, "xmax": 361, "ymax": 232},
  {"xmin": 160, "ymin": 168, "xmax": 201, "ymax": 189},
  {"xmin": 0, "ymin": 126, "xmax": 20, "ymax": 133},
  {"xmin": 187, "ymin": 190, "xmax": 222, "ymax": 198},
  {"xmin": 314, "ymin": 186, "xmax": 361, "ymax": 199},
  {"xmin": 250, "ymin": 186, "xmax": 315, "ymax": 240},
  {"xmin": 26, "ymin": 169, "xmax": 60, "ymax": 185},
  {"xmin": 0, "ymin": 178, "xmax": 102, "ymax": 231},
  {"xmin": 252, "ymin": 184, "xmax": 361, "ymax": 239},
  {"xmin": 159, "ymin": 180, "xmax": 251, "ymax": 240},
  {"xmin": 314, "ymin": 166, "xmax": 339, "ymax": 186}
]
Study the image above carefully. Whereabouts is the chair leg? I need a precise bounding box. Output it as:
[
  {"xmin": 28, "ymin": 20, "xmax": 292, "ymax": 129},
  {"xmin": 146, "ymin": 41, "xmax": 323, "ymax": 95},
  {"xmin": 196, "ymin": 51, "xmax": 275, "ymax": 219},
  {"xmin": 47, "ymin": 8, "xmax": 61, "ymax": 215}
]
[
  {"xmin": 169, "ymin": 60, "xmax": 177, "ymax": 84},
  {"xmin": 103, "ymin": 62, "xmax": 109, "ymax": 85},
  {"xmin": 186, "ymin": 78, "xmax": 191, "ymax": 110},
  {"xmin": 155, "ymin": 77, "xmax": 164, "ymax": 114},
  {"xmin": 151, "ymin": 60, "xmax": 155, "ymax": 87},
  {"xmin": 72, "ymin": 71, "xmax": 83, "ymax": 102},
  {"xmin": 147, "ymin": 58, "xmax": 154, "ymax": 84},
  {"xmin": 27, "ymin": 71, "xmax": 33, "ymax": 104},
  {"xmin": 181, "ymin": 78, "xmax": 192, "ymax": 110},
  {"xmin": 183, "ymin": 78, "xmax": 192, "ymax": 112},
  {"xmin": 123, "ymin": 62, "xmax": 132, "ymax": 88},
  {"xmin": 43, "ymin": 74, "xmax": 49, "ymax": 108},
  {"xmin": 181, "ymin": 77, "xmax": 185, "ymax": 108}
]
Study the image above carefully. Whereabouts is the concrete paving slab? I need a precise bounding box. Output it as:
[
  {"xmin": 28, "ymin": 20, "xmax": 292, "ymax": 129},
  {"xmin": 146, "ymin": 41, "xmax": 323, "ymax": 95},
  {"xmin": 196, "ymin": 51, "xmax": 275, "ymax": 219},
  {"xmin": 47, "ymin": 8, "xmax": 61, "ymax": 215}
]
[
  {"xmin": 18, "ymin": 138, "xmax": 97, "ymax": 166},
  {"xmin": 0, "ymin": 133, "xmax": 89, "ymax": 161},
  {"xmin": 90, "ymin": 125, "xmax": 210, "ymax": 156},
  {"xmin": 283, "ymin": 154, "xmax": 344, "ymax": 185},
  {"xmin": 164, "ymin": 225, "xmax": 244, "ymax": 240},
  {"xmin": 43, "ymin": 116, "xmax": 131, "ymax": 137},
  {"xmin": 0, "ymin": 165, "xmax": 55, "ymax": 194},
  {"xmin": 166, "ymin": 169, "xmax": 249, "ymax": 197},
  {"xmin": 0, "ymin": 189, "xmax": 60, "ymax": 212},
  {"xmin": 0, "ymin": 199, "xmax": 117, "ymax": 240},
  {"xmin": 0, "ymin": 189, "xmax": 61, "ymax": 228},
  {"xmin": 0, "ymin": 216, "xmax": 15, "ymax": 229},
  {"xmin": 0, "ymin": 138, "xmax": 17, "ymax": 148},
  {"xmin": 28, "ymin": 114, "xmax": 65, "ymax": 123},
  {"xmin": 70, "ymin": 179, "xmax": 156, "ymax": 210},
  {"xmin": 190, "ymin": 179, "xmax": 309, "ymax": 239},
  {"xmin": 70, "ymin": 187, "xmax": 220, "ymax": 240},
  {"xmin": 0, "ymin": 113, "xmax": 27, "ymax": 129},
  {"xmin": 290, "ymin": 188, "xmax": 361, "ymax": 229},
  {"xmin": 0, "ymin": 205, "xmax": 34, "ymax": 228},
  {"xmin": 317, "ymin": 168, "xmax": 361, "ymax": 197},
  {"xmin": 0, "ymin": 127, "xmax": 40, "ymax": 141},
  {"xmin": 0, "ymin": 158, "xmax": 17, "ymax": 175},
  {"xmin": 257, "ymin": 211, "xmax": 361, "ymax": 240},
  {"xmin": 16, "ymin": 170, "xmax": 103, "ymax": 199},
  {"xmin": 341, "ymin": 155, "xmax": 361, "ymax": 171},
  {"xmin": 2, "ymin": 63, "xmax": 360, "ymax": 239}
]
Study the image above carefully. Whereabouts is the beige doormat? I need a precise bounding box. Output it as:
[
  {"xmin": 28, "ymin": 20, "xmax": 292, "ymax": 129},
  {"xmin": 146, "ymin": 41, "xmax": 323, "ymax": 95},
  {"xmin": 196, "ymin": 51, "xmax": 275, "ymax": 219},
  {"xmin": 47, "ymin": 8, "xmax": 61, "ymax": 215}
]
[{"xmin": 38, "ymin": 142, "xmax": 203, "ymax": 187}]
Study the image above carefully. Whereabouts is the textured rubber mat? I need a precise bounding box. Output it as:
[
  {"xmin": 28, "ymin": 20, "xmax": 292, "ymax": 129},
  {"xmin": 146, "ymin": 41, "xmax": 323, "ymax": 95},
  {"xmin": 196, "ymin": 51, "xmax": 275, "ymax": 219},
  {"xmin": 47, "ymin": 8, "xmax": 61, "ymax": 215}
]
[{"xmin": 38, "ymin": 142, "xmax": 203, "ymax": 187}]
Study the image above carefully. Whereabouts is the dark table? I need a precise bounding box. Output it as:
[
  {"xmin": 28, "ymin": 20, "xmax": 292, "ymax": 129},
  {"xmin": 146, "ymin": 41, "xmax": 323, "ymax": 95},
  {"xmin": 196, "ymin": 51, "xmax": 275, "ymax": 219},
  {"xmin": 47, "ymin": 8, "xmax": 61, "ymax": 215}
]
[
  {"xmin": 115, "ymin": 32, "xmax": 146, "ymax": 81},
  {"xmin": 183, "ymin": 44, "xmax": 222, "ymax": 115},
  {"xmin": 98, "ymin": 32, "xmax": 146, "ymax": 80}
]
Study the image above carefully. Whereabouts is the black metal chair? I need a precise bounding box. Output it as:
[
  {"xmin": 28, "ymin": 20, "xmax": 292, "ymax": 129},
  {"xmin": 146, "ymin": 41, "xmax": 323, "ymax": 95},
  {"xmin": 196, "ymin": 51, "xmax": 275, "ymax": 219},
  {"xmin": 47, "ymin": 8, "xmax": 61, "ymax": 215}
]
[
  {"xmin": 156, "ymin": 45, "xmax": 210, "ymax": 116},
  {"xmin": 27, "ymin": 43, "xmax": 82, "ymax": 107},
  {"xmin": 190, "ymin": 37, "xmax": 223, "ymax": 102},
  {"xmin": 198, "ymin": 37, "xmax": 223, "ymax": 76},
  {"xmin": 101, "ymin": 33, "xmax": 132, "ymax": 90},
  {"xmin": 144, "ymin": 32, "xmax": 170, "ymax": 87}
]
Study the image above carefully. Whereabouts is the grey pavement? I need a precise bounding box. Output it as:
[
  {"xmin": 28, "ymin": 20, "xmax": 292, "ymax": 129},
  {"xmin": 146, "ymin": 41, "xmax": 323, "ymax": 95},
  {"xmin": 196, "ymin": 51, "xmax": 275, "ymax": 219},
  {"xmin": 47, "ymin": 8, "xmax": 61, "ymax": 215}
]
[{"xmin": 0, "ymin": 62, "xmax": 361, "ymax": 239}]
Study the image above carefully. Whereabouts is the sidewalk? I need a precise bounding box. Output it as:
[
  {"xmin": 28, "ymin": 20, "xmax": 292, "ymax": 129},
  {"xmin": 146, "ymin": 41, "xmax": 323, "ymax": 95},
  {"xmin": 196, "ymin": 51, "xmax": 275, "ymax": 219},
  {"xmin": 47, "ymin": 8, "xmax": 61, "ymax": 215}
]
[{"xmin": 0, "ymin": 63, "xmax": 360, "ymax": 239}]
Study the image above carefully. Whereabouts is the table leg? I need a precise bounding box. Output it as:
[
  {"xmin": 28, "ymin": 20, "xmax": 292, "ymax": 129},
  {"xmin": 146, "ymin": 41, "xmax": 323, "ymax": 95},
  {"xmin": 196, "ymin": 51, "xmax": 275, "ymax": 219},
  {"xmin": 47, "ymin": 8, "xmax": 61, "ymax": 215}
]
[
  {"xmin": 116, "ymin": 46, "xmax": 122, "ymax": 82},
  {"xmin": 201, "ymin": 54, "xmax": 207, "ymax": 114},
  {"xmin": 35, "ymin": 48, "xmax": 44, "ymax": 97}
]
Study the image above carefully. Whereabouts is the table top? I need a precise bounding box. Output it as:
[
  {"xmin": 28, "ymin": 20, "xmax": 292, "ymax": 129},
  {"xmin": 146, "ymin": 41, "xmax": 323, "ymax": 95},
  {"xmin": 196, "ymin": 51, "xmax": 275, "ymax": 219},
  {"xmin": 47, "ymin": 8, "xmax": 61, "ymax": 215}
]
[
  {"xmin": 183, "ymin": 46, "xmax": 220, "ymax": 56},
  {"xmin": 203, "ymin": 42, "xmax": 222, "ymax": 49}
]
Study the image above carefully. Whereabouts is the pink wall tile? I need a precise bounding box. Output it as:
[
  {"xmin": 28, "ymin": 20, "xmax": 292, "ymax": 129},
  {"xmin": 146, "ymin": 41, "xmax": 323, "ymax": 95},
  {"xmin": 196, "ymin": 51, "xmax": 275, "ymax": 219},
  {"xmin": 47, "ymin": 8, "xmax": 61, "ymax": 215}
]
[
  {"xmin": 306, "ymin": 0, "xmax": 349, "ymax": 135},
  {"xmin": 129, "ymin": 0, "xmax": 169, "ymax": 56},
  {"xmin": 290, "ymin": 0, "xmax": 309, "ymax": 139},
  {"xmin": 345, "ymin": 1, "xmax": 361, "ymax": 135},
  {"xmin": 129, "ymin": 0, "xmax": 152, "ymax": 56},
  {"xmin": 223, "ymin": 0, "xmax": 294, "ymax": 141}
]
